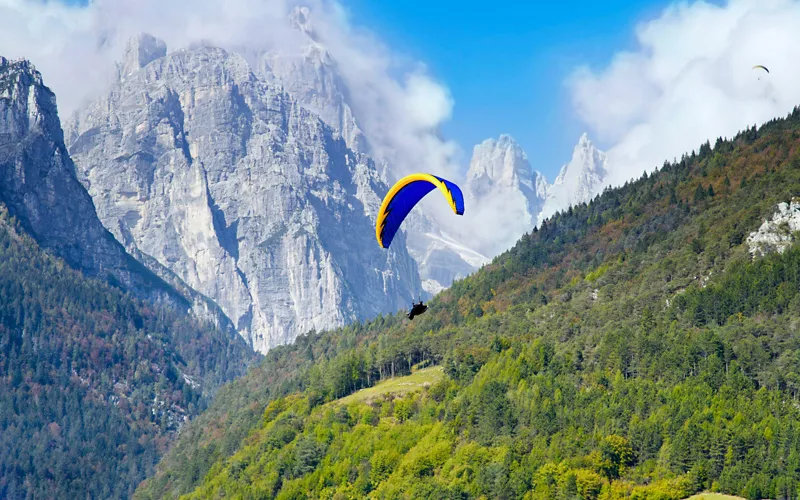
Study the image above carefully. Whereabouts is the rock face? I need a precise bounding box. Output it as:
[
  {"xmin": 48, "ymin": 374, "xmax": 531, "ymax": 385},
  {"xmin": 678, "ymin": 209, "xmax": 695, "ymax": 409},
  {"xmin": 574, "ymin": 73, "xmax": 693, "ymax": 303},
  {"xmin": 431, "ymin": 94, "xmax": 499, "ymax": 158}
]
[
  {"xmin": 118, "ymin": 33, "xmax": 167, "ymax": 81},
  {"xmin": 0, "ymin": 56, "xmax": 241, "ymax": 333},
  {"xmin": 65, "ymin": 37, "xmax": 421, "ymax": 352},
  {"xmin": 0, "ymin": 56, "xmax": 179, "ymax": 304},
  {"xmin": 258, "ymin": 7, "xmax": 367, "ymax": 155},
  {"xmin": 540, "ymin": 133, "xmax": 608, "ymax": 224},
  {"xmin": 747, "ymin": 199, "xmax": 800, "ymax": 257},
  {"xmin": 465, "ymin": 135, "xmax": 548, "ymax": 257},
  {"xmin": 259, "ymin": 46, "xmax": 366, "ymax": 154}
]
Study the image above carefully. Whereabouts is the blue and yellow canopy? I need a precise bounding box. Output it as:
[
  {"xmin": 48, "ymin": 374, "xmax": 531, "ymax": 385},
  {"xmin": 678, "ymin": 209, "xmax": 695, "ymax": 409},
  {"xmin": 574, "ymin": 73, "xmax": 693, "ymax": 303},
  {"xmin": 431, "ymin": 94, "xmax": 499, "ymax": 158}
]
[{"xmin": 376, "ymin": 173, "xmax": 465, "ymax": 249}]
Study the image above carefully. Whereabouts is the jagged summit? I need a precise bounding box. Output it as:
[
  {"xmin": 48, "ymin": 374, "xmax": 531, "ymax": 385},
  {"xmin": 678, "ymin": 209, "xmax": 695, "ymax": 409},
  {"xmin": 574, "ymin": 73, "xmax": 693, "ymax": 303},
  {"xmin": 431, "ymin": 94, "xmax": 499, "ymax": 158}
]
[
  {"xmin": 540, "ymin": 133, "xmax": 608, "ymax": 223},
  {"xmin": 257, "ymin": 12, "xmax": 367, "ymax": 153},
  {"xmin": 465, "ymin": 133, "xmax": 547, "ymax": 257},
  {"xmin": 1, "ymin": 57, "xmax": 59, "ymax": 138},
  {"xmin": 467, "ymin": 134, "xmax": 538, "ymax": 197},
  {"xmin": 119, "ymin": 33, "xmax": 167, "ymax": 80},
  {"xmin": 0, "ymin": 56, "xmax": 40, "ymax": 79},
  {"xmin": 462, "ymin": 132, "xmax": 610, "ymax": 251}
]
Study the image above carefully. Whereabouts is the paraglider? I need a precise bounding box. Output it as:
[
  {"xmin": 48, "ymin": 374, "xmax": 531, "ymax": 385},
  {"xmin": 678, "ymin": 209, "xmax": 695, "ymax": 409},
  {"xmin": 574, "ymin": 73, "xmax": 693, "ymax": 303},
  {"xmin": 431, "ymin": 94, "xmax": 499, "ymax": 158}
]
[
  {"xmin": 375, "ymin": 173, "xmax": 465, "ymax": 249},
  {"xmin": 376, "ymin": 173, "xmax": 463, "ymax": 318},
  {"xmin": 753, "ymin": 65, "xmax": 769, "ymax": 80},
  {"xmin": 407, "ymin": 300, "xmax": 428, "ymax": 320}
]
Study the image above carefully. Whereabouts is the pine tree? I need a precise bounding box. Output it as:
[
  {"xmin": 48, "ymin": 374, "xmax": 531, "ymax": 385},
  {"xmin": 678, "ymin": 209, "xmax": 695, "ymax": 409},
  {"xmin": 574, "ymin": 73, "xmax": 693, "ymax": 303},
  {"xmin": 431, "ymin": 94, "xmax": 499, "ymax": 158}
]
[{"xmin": 694, "ymin": 184, "xmax": 707, "ymax": 203}]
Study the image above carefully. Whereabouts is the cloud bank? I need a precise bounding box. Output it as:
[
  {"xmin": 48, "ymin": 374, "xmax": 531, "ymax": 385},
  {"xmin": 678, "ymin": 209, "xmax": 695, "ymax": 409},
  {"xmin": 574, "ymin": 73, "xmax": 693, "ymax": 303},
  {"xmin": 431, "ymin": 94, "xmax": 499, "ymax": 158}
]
[
  {"xmin": 0, "ymin": 0, "xmax": 459, "ymax": 185},
  {"xmin": 569, "ymin": 0, "xmax": 800, "ymax": 189}
]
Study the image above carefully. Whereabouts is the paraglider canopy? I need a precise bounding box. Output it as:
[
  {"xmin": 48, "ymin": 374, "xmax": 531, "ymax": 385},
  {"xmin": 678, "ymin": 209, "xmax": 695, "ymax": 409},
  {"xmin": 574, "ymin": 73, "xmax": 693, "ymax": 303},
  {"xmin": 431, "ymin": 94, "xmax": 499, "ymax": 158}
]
[
  {"xmin": 375, "ymin": 173, "xmax": 465, "ymax": 249},
  {"xmin": 753, "ymin": 65, "xmax": 769, "ymax": 73}
]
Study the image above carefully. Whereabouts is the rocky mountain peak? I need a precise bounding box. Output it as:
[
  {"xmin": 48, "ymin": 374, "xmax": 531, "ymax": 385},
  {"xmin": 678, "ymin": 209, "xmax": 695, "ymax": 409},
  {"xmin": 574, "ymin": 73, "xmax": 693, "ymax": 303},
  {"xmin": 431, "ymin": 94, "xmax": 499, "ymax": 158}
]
[
  {"xmin": 540, "ymin": 133, "xmax": 608, "ymax": 223},
  {"xmin": 1, "ymin": 57, "xmax": 42, "ymax": 86},
  {"xmin": 556, "ymin": 133, "xmax": 607, "ymax": 195},
  {"xmin": 119, "ymin": 33, "xmax": 167, "ymax": 80},
  {"xmin": 258, "ymin": 15, "xmax": 366, "ymax": 153},
  {"xmin": 464, "ymin": 133, "xmax": 547, "ymax": 257},
  {"xmin": 0, "ymin": 58, "xmax": 59, "ymax": 138},
  {"xmin": 467, "ymin": 134, "xmax": 537, "ymax": 198}
]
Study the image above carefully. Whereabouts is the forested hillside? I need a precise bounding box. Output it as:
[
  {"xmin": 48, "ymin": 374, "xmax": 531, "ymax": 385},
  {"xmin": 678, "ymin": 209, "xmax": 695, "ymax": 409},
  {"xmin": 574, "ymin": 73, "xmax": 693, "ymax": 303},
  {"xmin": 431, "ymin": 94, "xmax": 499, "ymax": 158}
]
[
  {"xmin": 138, "ymin": 108, "xmax": 800, "ymax": 499},
  {"xmin": 0, "ymin": 206, "xmax": 257, "ymax": 499}
]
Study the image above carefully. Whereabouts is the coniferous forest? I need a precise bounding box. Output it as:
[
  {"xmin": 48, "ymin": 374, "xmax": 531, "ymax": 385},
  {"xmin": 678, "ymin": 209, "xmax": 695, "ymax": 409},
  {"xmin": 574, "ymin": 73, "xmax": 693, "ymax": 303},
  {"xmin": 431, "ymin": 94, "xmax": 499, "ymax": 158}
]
[
  {"xmin": 0, "ymin": 207, "xmax": 257, "ymax": 499},
  {"xmin": 136, "ymin": 108, "xmax": 800, "ymax": 500}
]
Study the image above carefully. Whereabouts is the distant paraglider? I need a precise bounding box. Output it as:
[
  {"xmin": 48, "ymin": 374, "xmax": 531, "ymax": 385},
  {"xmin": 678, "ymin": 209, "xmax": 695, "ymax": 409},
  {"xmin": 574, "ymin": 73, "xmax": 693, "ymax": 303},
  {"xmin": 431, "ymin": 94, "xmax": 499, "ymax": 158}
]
[
  {"xmin": 375, "ymin": 173, "xmax": 465, "ymax": 249},
  {"xmin": 753, "ymin": 65, "xmax": 769, "ymax": 80}
]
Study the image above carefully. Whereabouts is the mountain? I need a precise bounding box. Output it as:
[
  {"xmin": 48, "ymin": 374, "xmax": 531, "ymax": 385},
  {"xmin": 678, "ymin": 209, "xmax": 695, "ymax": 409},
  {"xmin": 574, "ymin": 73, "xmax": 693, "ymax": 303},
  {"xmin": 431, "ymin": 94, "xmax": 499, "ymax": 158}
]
[
  {"xmin": 540, "ymin": 132, "xmax": 609, "ymax": 223},
  {"xmin": 257, "ymin": 7, "xmax": 367, "ymax": 154},
  {"xmin": 462, "ymin": 133, "xmax": 607, "ymax": 258},
  {"xmin": 137, "ymin": 108, "xmax": 800, "ymax": 499},
  {"xmin": 465, "ymin": 134, "xmax": 548, "ymax": 257},
  {"xmin": 65, "ymin": 35, "xmax": 421, "ymax": 353},
  {"xmin": 0, "ymin": 57, "xmax": 257, "ymax": 500}
]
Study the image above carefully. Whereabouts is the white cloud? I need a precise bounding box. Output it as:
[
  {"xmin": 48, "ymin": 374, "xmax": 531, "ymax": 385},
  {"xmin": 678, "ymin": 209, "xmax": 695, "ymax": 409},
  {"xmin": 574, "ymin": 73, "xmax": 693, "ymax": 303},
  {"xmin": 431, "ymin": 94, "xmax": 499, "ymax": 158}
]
[
  {"xmin": 0, "ymin": 0, "xmax": 304, "ymax": 113},
  {"xmin": 0, "ymin": 0, "xmax": 459, "ymax": 188},
  {"xmin": 569, "ymin": 0, "xmax": 800, "ymax": 189},
  {"xmin": 303, "ymin": 6, "xmax": 460, "ymax": 182}
]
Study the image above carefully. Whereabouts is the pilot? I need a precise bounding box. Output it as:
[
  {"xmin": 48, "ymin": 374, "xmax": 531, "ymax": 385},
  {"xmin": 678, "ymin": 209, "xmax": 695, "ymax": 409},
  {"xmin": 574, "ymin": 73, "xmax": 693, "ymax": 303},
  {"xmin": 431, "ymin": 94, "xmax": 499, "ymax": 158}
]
[{"xmin": 407, "ymin": 300, "xmax": 427, "ymax": 320}]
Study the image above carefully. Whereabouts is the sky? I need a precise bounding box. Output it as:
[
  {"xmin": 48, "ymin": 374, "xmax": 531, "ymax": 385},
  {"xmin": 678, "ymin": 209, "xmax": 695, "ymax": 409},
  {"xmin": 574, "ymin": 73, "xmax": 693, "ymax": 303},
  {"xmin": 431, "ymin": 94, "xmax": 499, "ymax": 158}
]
[
  {"xmin": 343, "ymin": 0, "xmax": 675, "ymax": 180},
  {"xmin": 2, "ymin": 0, "xmax": 800, "ymax": 191}
]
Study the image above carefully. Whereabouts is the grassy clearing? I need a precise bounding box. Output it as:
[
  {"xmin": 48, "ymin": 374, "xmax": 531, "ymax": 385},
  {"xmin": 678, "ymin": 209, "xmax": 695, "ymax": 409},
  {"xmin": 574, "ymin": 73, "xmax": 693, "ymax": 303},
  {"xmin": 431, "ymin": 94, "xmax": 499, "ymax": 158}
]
[
  {"xmin": 684, "ymin": 493, "xmax": 746, "ymax": 500},
  {"xmin": 334, "ymin": 366, "xmax": 444, "ymax": 406}
]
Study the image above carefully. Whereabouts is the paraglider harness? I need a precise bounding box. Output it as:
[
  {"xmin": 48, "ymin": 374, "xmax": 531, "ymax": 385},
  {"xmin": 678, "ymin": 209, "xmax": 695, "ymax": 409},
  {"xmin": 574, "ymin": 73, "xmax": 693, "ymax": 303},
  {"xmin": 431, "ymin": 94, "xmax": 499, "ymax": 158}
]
[{"xmin": 407, "ymin": 299, "xmax": 428, "ymax": 320}]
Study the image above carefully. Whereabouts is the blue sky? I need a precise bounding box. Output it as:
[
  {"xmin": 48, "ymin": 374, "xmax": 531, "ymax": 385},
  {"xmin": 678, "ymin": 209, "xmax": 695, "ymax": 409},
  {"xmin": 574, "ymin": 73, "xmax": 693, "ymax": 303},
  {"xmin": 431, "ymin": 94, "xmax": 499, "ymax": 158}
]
[{"xmin": 344, "ymin": 0, "xmax": 673, "ymax": 180}]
